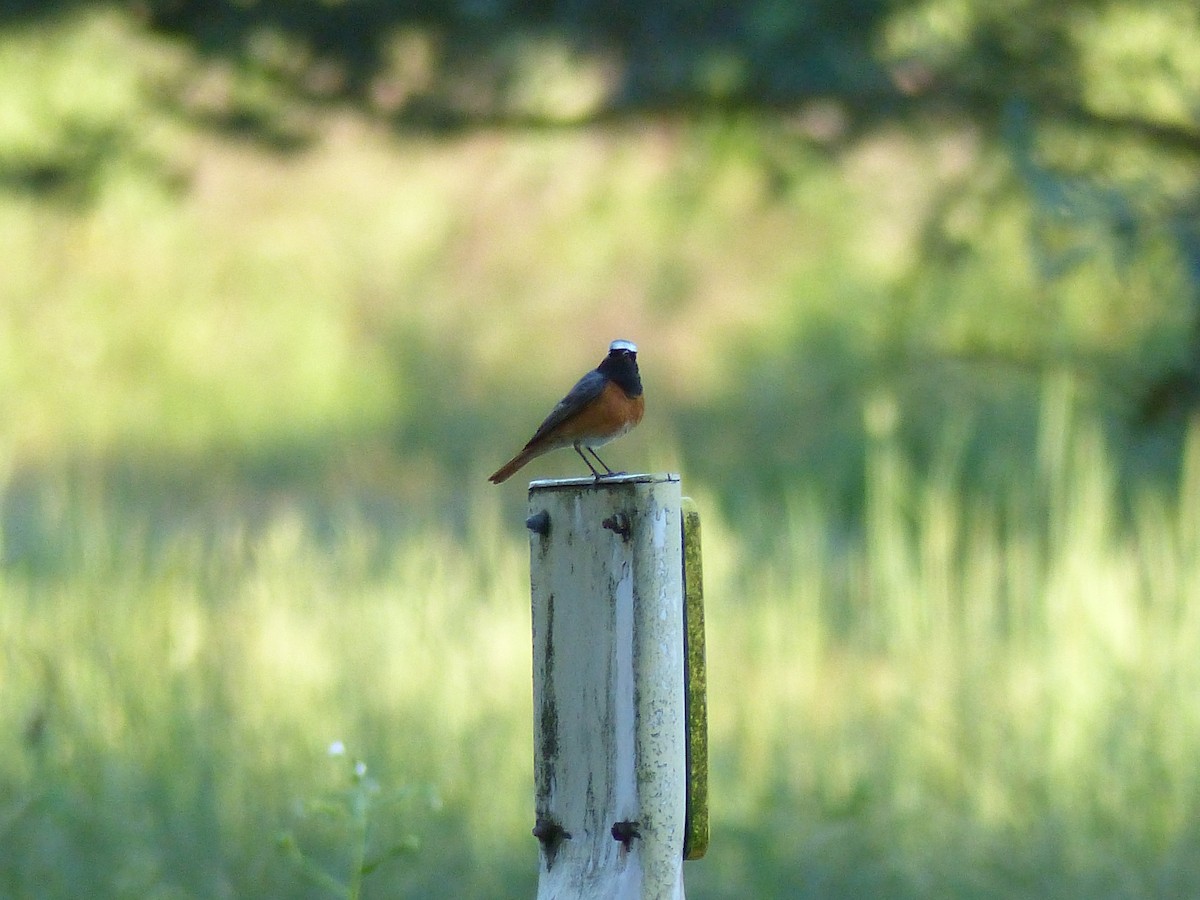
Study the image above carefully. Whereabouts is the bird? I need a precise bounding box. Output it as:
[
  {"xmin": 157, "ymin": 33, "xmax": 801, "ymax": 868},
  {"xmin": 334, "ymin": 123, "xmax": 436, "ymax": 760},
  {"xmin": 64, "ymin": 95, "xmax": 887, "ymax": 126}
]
[{"xmin": 489, "ymin": 339, "xmax": 644, "ymax": 484}]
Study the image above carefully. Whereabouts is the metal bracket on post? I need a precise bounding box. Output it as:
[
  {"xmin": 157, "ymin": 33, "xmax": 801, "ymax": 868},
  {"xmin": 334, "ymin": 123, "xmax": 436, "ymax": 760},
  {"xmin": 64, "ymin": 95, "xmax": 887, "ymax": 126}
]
[{"xmin": 527, "ymin": 473, "xmax": 703, "ymax": 900}]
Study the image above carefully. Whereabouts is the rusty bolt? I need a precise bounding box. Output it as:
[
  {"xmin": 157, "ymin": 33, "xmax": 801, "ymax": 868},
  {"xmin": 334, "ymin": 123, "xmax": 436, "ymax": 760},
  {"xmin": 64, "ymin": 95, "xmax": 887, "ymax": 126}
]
[
  {"xmin": 611, "ymin": 820, "xmax": 641, "ymax": 847},
  {"xmin": 601, "ymin": 511, "xmax": 631, "ymax": 541},
  {"xmin": 525, "ymin": 510, "xmax": 551, "ymax": 536}
]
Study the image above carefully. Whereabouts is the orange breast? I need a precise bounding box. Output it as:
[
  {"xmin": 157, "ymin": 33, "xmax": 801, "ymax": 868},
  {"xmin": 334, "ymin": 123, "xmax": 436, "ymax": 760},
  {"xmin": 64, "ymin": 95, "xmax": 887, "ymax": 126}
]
[{"xmin": 546, "ymin": 381, "xmax": 644, "ymax": 448}]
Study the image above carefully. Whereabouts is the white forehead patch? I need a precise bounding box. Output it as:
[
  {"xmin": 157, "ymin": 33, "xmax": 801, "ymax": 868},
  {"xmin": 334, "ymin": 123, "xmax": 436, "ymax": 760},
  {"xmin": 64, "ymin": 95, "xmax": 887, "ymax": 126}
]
[{"xmin": 610, "ymin": 339, "xmax": 637, "ymax": 353}]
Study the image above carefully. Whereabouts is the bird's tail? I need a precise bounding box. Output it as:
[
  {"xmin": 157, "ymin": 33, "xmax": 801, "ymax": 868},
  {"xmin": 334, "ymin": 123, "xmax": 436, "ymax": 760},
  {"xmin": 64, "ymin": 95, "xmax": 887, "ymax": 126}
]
[{"xmin": 488, "ymin": 447, "xmax": 538, "ymax": 484}]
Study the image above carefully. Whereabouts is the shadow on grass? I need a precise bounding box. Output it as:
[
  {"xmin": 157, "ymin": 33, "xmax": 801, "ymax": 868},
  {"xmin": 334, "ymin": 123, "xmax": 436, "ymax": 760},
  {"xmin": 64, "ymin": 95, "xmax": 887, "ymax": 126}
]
[
  {"xmin": 1, "ymin": 747, "xmax": 538, "ymax": 899},
  {"xmin": 3, "ymin": 309, "xmax": 1194, "ymax": 579},
  {"xmin": 673, "ymin": 314, "xmax": 1185, "ymax": 529},
  {"xmin": 5, "ymin": 323, "xmax": 1200, "ymax": 899},
  {"xmin": 688, "ymin": 807, "xmax": 1200, "ymax": 899}
]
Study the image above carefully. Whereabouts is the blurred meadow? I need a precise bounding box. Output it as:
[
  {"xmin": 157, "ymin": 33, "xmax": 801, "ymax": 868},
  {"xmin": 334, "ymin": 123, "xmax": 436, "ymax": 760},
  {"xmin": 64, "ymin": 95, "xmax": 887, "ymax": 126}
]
[{"xmin": 4, "ymin": 1, "xmax": 1200, "ymax": 897}]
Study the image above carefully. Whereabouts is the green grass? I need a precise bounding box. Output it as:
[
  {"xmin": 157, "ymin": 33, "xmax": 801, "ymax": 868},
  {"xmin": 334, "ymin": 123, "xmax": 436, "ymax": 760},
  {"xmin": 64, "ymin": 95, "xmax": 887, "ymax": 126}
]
[
  {"xmin": 4, "ymin": 5, "xmax": 1200, "ymax": 897},
  {"xmin": 699, "ymin": 386, "xmax": 1200, "ymax": 897},
  {"xmin": 5, "ymin": 391, "xmax": 1200, "ymax": 897},
  {"xmin": 2, "ymin": 10, "xmax": 1192, "ymax": 476},
  {"xmin": 1, "ymin": 485, "xmax": 535, "ymax": 897}
]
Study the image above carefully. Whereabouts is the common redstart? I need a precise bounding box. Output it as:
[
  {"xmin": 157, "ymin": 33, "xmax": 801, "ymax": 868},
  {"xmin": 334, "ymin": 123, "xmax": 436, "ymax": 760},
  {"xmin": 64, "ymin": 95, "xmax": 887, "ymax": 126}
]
[{"xmin": 488, "ymin": 339, "xmax": 644, "ymax": 484}]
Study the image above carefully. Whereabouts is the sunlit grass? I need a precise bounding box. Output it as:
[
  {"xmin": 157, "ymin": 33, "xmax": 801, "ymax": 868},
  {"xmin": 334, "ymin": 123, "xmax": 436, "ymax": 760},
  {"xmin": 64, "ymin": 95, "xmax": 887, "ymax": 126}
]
[
  {"xmin": 4, "ymin": 5, "xmax": 1200, "ymax": 897},
  {"xmin": 5, "ymin": 396, "xmax": 1200, "ymax": 897},
  {"xmin": 0, "ymin": 483, "xmax": 534, "ymax": 897},
  {"xmin": 701, "ymin": 390, "xmax": 1200, "ymax": 896},
  {"xmin": 2, "ymin": 6, "xmax": 1191, "ymax": 474}
]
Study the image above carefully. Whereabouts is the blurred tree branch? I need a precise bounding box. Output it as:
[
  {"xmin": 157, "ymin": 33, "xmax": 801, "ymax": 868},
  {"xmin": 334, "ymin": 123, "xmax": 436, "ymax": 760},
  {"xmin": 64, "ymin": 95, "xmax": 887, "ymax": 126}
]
[{"xmin": 88, "ymin": 0, "xmax": 1191, "ymax": 153}]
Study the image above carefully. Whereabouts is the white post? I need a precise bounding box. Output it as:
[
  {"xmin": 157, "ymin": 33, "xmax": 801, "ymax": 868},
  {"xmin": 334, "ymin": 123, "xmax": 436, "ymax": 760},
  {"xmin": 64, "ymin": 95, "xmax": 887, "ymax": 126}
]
[{"xmin": 527, "ymin": 473, "xmax": 687, "ymax": 900}]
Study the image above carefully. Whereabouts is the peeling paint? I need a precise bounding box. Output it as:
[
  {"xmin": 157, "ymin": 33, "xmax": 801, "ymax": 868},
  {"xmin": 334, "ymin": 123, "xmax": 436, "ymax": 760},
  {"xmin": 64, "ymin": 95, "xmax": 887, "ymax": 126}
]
[{"xmin": 528, "ymin": 474, "xmax": 687, "ymax": 899}]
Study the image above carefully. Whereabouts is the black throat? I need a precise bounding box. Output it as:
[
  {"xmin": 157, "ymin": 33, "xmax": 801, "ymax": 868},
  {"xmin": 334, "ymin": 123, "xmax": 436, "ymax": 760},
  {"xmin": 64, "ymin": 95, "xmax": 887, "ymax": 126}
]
[{"xmin": 598, "ymin": 351, "xmax": 643, "ymax": 397}]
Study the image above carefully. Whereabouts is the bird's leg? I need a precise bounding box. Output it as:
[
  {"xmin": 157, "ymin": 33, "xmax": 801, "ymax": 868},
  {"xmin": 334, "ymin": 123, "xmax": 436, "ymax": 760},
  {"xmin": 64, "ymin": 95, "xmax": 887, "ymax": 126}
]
[
  {"xmin": 586, "ymin": 447, "xmax": 615, "ymax": 474},
  {"xmin": 586, "ymin": 447, "xmax": 623, "ymax": 477},
  {"xmin": 574, "ymin": 443, "xmax": 603, "ymax": 480}
]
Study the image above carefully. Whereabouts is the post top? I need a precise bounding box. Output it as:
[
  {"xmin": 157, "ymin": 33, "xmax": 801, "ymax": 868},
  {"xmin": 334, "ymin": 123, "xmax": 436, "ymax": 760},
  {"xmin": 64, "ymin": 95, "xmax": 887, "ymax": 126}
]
[{"xmin": 528, "ymin": 472, "xmax": 680, "ymax": 492}]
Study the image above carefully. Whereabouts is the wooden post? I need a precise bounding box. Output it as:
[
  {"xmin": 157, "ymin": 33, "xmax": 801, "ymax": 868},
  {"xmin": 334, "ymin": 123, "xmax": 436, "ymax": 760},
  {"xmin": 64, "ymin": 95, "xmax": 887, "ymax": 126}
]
[{"xmin": 527, "ymin": 473, "xmax": 689, "ymax": 899}]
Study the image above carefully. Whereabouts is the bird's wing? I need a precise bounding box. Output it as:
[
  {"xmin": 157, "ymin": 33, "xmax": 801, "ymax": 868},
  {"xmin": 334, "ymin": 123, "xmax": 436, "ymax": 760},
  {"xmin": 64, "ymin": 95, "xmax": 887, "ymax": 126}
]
[{"xmin": 523, "ymin": 369, "xmax": 607, "ymax": 449}]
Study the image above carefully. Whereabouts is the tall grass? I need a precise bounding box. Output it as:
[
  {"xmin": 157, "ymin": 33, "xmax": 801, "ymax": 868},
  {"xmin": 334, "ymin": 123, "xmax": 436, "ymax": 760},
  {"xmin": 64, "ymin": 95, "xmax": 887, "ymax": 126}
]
[
  {"xmin": 0, "ymin": 486, "xmax": 535, "ymax": 897},
  {"xmin": 4, "ymin": 9, "xmax": 1200, "ymax": 897},
  {"xmin": 4, "ymin": 389, "xmax": 1200, "ymax": 897},
  {"xmin": 702, "ymin": 381, "xmax": 1200, "ymax": 897}
]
